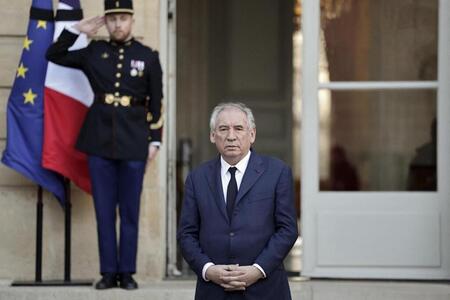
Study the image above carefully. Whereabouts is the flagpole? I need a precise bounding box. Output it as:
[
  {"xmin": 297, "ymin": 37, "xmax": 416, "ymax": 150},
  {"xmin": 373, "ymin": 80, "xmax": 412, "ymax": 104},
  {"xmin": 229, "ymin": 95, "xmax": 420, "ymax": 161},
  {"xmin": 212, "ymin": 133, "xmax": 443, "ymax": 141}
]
[
  {"xmin": 12, "ymin": 183, "xmax": 93, "ymax": 287},
  {"xmin": 12, "ymin": 186, "xmax": 44, "ymax": 286},
  {"xmin": 36, "ymin": 186, "xmax": 43, "ymax": 282},
  {"xmin": 64, "ymin": 178, "xmax": 71, "ymax": 282}
]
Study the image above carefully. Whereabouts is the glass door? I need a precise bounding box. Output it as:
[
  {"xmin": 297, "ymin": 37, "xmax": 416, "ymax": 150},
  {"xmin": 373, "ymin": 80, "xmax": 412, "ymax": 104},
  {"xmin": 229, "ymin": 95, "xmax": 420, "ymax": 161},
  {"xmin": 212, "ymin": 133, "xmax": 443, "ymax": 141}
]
[{"xmin": 301, "ymin": 0, "xmax": 450, "ymax": 278}]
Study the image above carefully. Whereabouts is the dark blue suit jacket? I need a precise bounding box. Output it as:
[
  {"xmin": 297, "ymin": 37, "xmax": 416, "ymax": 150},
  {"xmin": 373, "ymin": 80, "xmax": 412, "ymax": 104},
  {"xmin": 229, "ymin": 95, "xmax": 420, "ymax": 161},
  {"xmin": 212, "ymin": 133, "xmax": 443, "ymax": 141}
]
[{"xmin": 177, "ymin": 152, "xmax": 298, "ymax": 300}]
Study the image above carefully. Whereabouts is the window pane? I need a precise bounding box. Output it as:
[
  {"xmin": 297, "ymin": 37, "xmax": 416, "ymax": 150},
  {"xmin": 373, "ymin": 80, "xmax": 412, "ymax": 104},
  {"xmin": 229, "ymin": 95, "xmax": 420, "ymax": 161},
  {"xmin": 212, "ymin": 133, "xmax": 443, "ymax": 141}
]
[
  {"xmin": 319, "ymin": 0, "xmax": 438, "ymax": 82},
  {"xmin": 319, "ymin": 89, "xmax": 436, "ymax": 191}
]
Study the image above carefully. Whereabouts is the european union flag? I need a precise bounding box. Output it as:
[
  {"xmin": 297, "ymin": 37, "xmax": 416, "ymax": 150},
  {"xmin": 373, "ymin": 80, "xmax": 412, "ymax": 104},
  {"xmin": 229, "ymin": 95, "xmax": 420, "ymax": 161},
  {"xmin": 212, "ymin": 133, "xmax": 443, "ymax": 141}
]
[{"xmin": 2, "ymin": 0, "xmax": 65, "ymax": 204}]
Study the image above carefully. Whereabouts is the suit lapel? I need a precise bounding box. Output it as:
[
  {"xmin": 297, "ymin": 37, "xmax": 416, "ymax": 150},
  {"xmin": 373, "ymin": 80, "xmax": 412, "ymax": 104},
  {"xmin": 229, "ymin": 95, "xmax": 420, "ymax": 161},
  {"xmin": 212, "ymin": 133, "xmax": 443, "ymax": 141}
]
[
  {"xmin": 206, "ymin": 157, "xmax": 229, "ymax": 222},
  {"xmin": 235, "ymin": 152, "xmax": 265, "ymax": 206}
]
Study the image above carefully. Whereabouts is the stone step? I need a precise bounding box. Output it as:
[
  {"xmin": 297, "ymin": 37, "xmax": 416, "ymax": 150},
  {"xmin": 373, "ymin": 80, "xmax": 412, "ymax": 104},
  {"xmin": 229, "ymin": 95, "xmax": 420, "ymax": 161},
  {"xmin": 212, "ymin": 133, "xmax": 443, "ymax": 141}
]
[{"xmin": 1, "ymin": 279, "xmax": 450, "ymax": 300}]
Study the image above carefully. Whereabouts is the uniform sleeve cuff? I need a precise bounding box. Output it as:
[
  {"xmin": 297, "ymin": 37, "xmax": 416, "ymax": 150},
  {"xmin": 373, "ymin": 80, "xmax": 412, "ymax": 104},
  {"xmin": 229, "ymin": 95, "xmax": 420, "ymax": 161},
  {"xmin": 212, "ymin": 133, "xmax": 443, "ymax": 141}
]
[
  {"xmin": 66, "ymin": 25, "xmax": 81, "ymax": 35},
  {"xmin": 202, "ymin": 262, "xmax": 215, "ymax": 281},
  {"xmin": 253, "ymin": 263, "xmax": 266, "ymax": 278},
  {"xmin": 150, "ymin": 141, "xmax": 161, "ymax": 148}
]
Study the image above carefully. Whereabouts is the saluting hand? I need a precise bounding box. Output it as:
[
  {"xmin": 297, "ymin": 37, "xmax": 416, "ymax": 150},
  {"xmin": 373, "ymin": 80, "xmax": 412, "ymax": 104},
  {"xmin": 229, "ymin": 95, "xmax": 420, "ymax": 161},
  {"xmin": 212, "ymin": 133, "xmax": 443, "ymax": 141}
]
[{"xmin": 73, "ymin": 16, "xmax": 105, "ymax": 37}]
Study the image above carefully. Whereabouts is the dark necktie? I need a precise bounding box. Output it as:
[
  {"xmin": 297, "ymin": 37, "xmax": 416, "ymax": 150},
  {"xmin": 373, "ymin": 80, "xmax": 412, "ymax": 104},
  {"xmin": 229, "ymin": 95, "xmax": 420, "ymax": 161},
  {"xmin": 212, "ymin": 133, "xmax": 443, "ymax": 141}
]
[{"xmin": 226, "ymin": 167, "xmax": 238, "ymax": 220}]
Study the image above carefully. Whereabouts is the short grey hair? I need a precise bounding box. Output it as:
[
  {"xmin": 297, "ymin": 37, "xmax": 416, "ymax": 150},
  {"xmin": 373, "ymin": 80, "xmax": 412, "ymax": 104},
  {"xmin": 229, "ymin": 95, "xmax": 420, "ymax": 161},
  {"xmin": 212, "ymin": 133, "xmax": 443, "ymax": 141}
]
[{"xmin": 209, "ymin": 102, "xmax": 256, "ymax": 132}]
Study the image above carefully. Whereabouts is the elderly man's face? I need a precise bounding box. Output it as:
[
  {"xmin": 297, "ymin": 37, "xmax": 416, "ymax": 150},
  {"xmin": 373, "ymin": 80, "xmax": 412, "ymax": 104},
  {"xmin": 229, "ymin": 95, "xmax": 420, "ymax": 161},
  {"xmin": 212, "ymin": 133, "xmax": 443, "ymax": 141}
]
[{"xmin": 210, "ymin": 107, "xmax": 256, "ymax": 165}]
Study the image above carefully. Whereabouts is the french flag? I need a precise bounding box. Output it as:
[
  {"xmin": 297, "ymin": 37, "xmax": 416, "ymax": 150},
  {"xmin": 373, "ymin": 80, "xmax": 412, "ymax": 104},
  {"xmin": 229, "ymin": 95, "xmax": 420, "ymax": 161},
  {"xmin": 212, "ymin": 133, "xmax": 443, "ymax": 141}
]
[{"xmin": 43, "ymin": 0, "xmax": 93, "ymax": 194}]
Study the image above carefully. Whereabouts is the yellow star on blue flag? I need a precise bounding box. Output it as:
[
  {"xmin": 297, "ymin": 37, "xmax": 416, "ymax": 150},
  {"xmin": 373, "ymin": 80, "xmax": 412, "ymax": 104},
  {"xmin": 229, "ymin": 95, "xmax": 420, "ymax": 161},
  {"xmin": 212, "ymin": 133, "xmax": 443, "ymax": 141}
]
[
  {"xmin": 2, "ymin": 0, "xmax": 66, "ymax": 204},
  {"xmin": 37, "ymin": 20, "xmax": 47, "ymax": 29},
  {"xmin": 16, "ymin": 63, "xmax": 28, "ymax": 78},
  {"xmin": 23, "ymin": 36, "xmax": 33, "ymax": 51},
  {"xmin": 23, "ymin": 88, "xmax": 37, "ymax": 104}
]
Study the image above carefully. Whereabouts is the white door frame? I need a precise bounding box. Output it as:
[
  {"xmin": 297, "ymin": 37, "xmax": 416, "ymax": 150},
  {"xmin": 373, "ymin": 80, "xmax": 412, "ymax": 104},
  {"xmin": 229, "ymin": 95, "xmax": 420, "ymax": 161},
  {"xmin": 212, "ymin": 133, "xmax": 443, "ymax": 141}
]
[
  {"xmin": 301, "ymin": 0, "xmax": 450, "ymax": 279},
  {"xmin": 160, "ymin": 0, "xmax": 179, "ymax": 277}
]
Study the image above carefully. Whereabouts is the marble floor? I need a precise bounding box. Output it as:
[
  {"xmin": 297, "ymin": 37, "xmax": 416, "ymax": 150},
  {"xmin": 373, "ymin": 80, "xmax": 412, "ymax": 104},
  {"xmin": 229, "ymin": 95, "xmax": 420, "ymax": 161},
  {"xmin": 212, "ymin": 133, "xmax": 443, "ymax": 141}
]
[
  {"xmin": 290, "ymin": 278, "xmax": 450, "ymax": 300},
  {"xmin": 1, "ymin": 278, "xmax": 450, "ymax": 300}
]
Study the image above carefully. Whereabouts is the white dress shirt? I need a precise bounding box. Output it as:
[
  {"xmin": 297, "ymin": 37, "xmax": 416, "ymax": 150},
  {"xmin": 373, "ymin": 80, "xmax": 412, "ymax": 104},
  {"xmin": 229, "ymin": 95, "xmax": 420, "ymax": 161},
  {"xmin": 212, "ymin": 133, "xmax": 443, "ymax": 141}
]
[
  {"xmin": 202, "ymin": 151, "xmax": 266, "ymax": 281},
  {"xmin": 220, "ymin": 150, "xmax": 251, "ymax": 201}
]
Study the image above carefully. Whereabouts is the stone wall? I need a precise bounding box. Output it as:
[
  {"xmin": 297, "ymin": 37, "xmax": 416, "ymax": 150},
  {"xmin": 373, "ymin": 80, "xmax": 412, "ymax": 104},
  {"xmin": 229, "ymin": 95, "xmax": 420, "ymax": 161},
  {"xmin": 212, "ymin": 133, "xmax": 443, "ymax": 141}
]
[{"xmin": 0, "ymin": 0, "xmax": 166, "ymax": 281}]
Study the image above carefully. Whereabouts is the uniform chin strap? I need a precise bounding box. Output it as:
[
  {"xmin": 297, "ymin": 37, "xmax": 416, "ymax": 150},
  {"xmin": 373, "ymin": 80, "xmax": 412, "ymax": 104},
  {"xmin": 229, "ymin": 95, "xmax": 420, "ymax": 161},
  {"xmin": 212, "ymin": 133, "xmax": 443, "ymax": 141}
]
[{"xmin": 104, "ymin": 9, "xmax": 134, "ymax": 15}]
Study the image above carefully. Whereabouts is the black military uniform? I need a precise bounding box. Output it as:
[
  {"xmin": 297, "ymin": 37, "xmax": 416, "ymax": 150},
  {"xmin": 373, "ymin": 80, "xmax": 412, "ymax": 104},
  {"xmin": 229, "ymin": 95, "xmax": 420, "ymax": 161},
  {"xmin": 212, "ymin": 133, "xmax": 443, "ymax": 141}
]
[
  {"xmin": 46, "ymin": 0, "xmax": 162, "ymax": 290},
  {"xmin": 46, "ymin": 23, "xmax": 163, "ymax": 160}
]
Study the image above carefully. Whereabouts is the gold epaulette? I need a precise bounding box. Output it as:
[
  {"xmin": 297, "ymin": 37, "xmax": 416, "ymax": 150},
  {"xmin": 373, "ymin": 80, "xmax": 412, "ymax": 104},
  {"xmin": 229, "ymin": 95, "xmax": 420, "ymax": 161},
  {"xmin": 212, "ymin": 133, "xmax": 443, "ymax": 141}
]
[
  {"xmin": 149, "ymin": 105, "xmax": 164, "ymax": 130},
  {"xmin": 150, "ymin": 116, "xmax": 164, "ymax": 130}
]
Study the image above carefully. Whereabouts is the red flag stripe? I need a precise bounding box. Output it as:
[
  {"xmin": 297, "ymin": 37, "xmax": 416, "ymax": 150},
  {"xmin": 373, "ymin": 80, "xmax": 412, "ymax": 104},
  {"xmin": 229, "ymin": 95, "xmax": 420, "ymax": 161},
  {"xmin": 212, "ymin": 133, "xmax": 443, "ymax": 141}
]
[{"xmin": 43, "ymin": 87, "xmax": 91, "ymax": 193}]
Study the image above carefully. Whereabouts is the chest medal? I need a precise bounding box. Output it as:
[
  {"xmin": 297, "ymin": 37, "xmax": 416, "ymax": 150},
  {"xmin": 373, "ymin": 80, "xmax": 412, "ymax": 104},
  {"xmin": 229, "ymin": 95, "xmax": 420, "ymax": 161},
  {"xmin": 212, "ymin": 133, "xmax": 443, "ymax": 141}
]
[{"xmin": 130, "ymin": 60, "xmax": 145, "ymax": 78}]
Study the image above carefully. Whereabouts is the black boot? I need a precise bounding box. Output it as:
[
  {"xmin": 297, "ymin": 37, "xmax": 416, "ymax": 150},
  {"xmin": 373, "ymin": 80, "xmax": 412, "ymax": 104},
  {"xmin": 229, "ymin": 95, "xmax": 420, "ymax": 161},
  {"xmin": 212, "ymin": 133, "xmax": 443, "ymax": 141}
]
[
  {"xmin": 118, "ymin": 273, "xmax": 138, "ymax": 290},
  {"xmin": 95, "ymin": 273, "xmax": 118, "ymax": 290}
]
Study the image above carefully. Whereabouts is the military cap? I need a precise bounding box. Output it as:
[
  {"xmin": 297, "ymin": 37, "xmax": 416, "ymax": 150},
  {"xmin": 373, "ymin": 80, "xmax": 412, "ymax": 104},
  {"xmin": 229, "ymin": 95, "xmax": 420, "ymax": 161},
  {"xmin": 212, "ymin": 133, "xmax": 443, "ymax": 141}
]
[{"xmin": 104, "ymin": 0, "xmax": 134, "ymax": 15}]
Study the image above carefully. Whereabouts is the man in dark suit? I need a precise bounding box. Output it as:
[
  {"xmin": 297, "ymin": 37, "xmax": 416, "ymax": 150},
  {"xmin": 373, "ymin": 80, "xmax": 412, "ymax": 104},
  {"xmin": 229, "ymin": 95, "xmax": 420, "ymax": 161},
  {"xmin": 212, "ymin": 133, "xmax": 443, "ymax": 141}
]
[
  {"xmin": 177, "ymin": 102, "xmax": 298, "ymax": 300},
  {"xmin": 46, "ymin": 0, "xmax": 163, "ymax": 290}
]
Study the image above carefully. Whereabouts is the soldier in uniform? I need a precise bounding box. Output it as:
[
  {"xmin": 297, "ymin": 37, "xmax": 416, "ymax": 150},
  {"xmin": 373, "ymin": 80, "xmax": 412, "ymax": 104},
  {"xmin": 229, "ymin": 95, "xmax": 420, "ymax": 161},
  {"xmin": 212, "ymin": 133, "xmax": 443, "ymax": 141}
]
[{"xmin": 46, "ymin": 0, "xmax": 163, "ymax": 290}]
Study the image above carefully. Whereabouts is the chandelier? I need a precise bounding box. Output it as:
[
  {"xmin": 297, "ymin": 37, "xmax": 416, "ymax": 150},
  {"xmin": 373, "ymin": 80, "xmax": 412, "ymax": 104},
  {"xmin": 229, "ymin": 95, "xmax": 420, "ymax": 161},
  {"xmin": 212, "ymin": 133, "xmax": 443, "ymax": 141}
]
[
  {"xmin": 294, "ymin": 0, "xmax": 352, "ymax": 29},
  {"xmin": 320, "ymin": 0, "xmax": 352, "ymax": 20}
]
